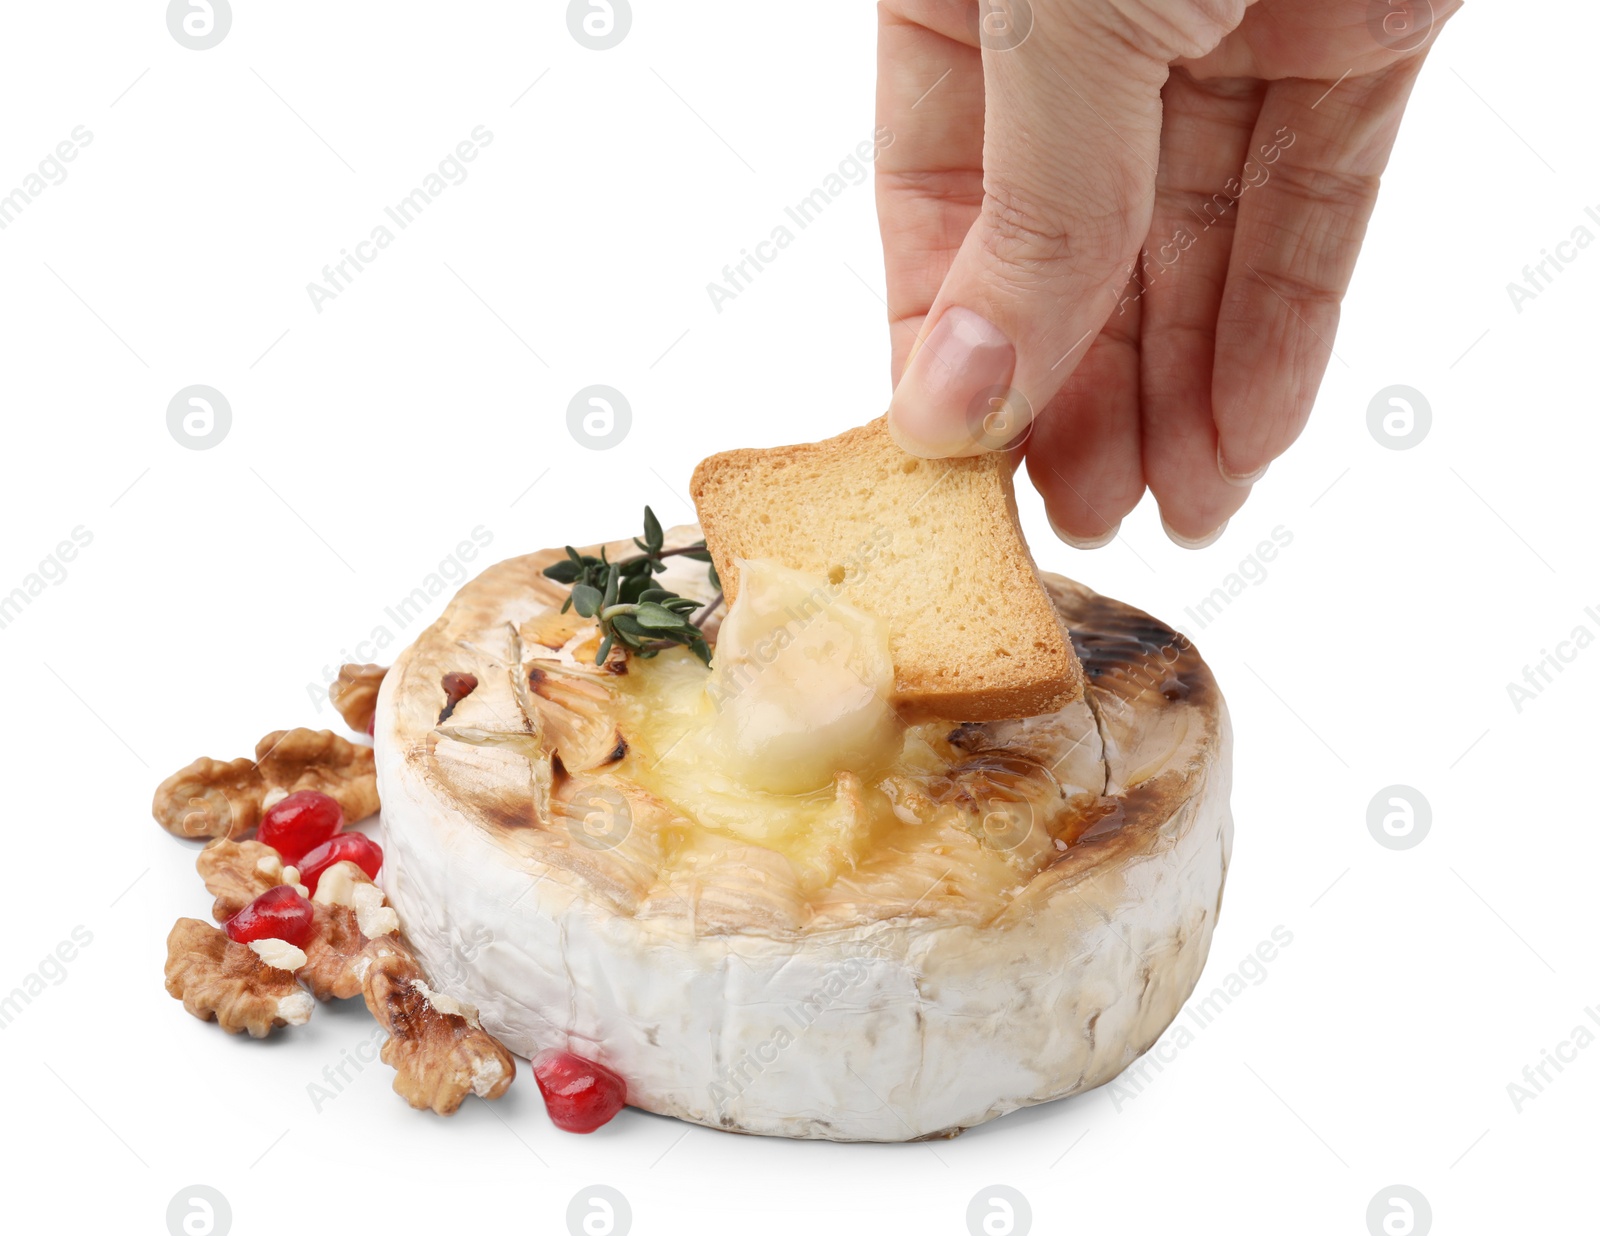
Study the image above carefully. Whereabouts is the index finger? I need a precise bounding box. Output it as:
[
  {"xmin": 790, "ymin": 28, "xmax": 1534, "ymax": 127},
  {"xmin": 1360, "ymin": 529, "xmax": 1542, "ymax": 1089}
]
[{"xmin": 876, "ymin": 0, "xmax": 986, "ymax": 380}]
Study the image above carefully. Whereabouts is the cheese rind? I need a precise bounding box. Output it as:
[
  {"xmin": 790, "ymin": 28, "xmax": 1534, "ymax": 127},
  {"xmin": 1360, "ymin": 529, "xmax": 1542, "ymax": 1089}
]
[{"xmin": 376, "ymin": 537, "xmax": 1234, "ymax": 1141}]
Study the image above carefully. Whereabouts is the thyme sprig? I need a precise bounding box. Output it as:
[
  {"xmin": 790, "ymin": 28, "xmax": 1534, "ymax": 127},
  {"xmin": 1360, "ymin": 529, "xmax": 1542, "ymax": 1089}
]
[{"xmin": 542, "ymin": 507, "xmax": 721, "ymax": 666}]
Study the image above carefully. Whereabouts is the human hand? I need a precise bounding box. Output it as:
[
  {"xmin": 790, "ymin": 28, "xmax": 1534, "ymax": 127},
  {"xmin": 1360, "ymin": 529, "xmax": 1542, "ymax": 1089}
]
[{"xmin": 877, "ymin": 0, "xmax": 1459, "ymax": 546}]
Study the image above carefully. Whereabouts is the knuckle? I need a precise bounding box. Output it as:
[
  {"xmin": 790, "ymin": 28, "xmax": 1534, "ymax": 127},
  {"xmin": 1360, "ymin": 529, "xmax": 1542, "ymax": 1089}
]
[
  {"xmin": 1092, "ymin": 0, "xmax": 1249, "ymax": 62},
  {"xmin": 1271, "ymin": 162, "xmax": 1383, "ymax": 218},
  {"xmin": 1244, "ymin": 261, "xmax": 1344, "ymax": 311},
  {"xmin": 979, "ymin": 179, "xmax": 1138, "ymax": 279},
  {"xmin": 982, "ymin": 183, "xmax": 1069, "ymax": 255}
]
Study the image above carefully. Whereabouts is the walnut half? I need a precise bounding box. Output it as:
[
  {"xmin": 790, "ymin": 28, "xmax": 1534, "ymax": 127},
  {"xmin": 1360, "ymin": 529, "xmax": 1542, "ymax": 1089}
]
[
  {"xmin": 301, "ymin": 903, "xmax": 369, "ymax": 1001},
  {"xmin": 360, "ymin": 936, "xmax": 515, "ymax": 1115},
  {"xmin": 299, "ymin": 861, "xmax": 397, "ymax": 1001},
  {"xmin": 152, "ymin": 728, "xmax": 379, "ymax": 840},
  {"xmin": 196, "ymin": 839, "xmax": 284, "ymax": 920},
  {"xmin": 330, "ymin": 663, "xmax": 387, "ymax": 735},
  {"xmin": 164, "ymin": 918, "xmax": 314, "ymax": 1037}
]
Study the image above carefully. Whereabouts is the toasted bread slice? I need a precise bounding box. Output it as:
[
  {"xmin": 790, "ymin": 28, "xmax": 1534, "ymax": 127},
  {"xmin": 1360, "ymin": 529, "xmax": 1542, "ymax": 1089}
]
[{"xmin": 689, "ymin": 417, "xmax": 1082, "ymax": 720}]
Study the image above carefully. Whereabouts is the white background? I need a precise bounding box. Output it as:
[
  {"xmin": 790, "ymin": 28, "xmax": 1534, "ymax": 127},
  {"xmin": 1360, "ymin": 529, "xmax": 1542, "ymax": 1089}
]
[{"xmin": 1, "ymin": 3, "xmax": 1594, "ymax": 1233}]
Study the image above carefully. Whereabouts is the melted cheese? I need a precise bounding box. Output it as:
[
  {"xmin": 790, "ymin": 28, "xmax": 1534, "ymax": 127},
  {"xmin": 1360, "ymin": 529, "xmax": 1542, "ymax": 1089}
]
[
  {"xmin": 703, "ymin": 558, "xmax": 900, "ymax": 795},
  {"xmin": 611, "ymin": 560, "xmax": 903, "ymax": 871},
  {"xmin": 607, "ymin": 560, "xmax": 1073, "ymax": 895}
]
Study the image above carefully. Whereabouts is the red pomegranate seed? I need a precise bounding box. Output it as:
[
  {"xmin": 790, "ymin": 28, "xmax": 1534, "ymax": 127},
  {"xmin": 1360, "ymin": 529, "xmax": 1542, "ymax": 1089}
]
[
  {"xmin": 224, "ymin": 885, "xmax": 316, "ymax": 948},
  {"xmin": 258, "ymin": 790, "xmax": 344, "ymax": 864},
  {"xmin": 438, "ymin": 672, "xmax": 479, "ymax": 723},
  {"xmin": 297, "ymin": 832, "xmax": 383, "ymax": 894},
  {"xmin": 532, "ymin": 1049, "xmax": 627, "ymax": 1133}
]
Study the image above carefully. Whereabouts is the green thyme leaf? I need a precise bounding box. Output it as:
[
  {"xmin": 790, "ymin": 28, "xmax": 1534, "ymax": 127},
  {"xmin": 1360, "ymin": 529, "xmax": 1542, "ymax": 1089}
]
[
  {"xmin": 632, "ymin": 602, "xmax": 686, "ymax": 630},
  {"xmin": 544, "ymin": 510, "xmax": 724, "ymax": 668}
]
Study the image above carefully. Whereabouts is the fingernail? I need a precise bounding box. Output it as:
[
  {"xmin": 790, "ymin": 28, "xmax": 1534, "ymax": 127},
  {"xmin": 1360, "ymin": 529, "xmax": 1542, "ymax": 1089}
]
[
  {"xmin": 1048, "ymin": 516, "xmax": 1120, "ymax": 550},
  {"xmin": 1217, "ymin": 445, "xmax": 1267, "ymax": 488},
  {"xmin": 1162, "ymin": 517, "xmax": 1228, "ymax": 550},
  {"xmin": 887, "ymin": 307, "xmax": 1015, "ymax": 458}
]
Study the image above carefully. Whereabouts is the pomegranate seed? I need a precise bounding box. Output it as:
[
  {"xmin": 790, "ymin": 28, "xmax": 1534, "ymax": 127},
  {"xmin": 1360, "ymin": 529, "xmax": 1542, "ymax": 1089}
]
[
  {"xmin": 258, "ymin": 790, "xmax": 344, "ymax": 864},
  {"xmin": 532, "ymin": 1049, "xmax": 627, "ymax": 1133},
  {"xmin": 225, "ymin": 885, "xmax": 316, "ymax": 948},
  {"xmin": 438, "ymin": 672, "xmax": 479, "ymax": 723},
  {"xmin": 297, "ymin": 832, "xmax": 383, "ymax": 894}
]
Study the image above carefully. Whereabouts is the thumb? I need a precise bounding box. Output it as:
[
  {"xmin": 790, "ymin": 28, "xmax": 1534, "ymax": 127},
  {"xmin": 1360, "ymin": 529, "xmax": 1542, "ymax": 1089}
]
[{"xmin": 887, "ymin": 2, "xmax": 1163, "ymax": 457}]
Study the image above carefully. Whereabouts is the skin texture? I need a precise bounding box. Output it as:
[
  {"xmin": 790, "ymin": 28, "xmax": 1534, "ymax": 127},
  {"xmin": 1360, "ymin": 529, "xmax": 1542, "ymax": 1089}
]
[{"xmin": 877, "ymin": 0, "xmax": 1461, "ymax": 545}]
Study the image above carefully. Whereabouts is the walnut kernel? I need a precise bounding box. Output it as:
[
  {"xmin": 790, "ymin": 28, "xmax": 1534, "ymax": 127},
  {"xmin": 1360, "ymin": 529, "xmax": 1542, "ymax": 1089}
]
[
  {"xmin": 164, "ymin": 918, "xmax": 313, "ymax": 1037},
  {"xmin": 330, "ymin": 663, "xmax": 387, "ymax": 734},
  {"xmin": 152, "ymin": 728, "xmax": 378, "ymax": 841},
  {"xmin": 360, "ymin": 936, "xmax": 515, "ymax": 1114}
]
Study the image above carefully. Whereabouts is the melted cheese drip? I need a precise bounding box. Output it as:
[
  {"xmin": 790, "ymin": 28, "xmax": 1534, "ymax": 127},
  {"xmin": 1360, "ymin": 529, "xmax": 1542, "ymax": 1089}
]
[
  {"xmin": 609, "ymin": 560, "xmax": 1060, "ymax": 900},
  {"xmin": 612, "ymin": 561, "xmax": 899, "ymax": 861}
]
